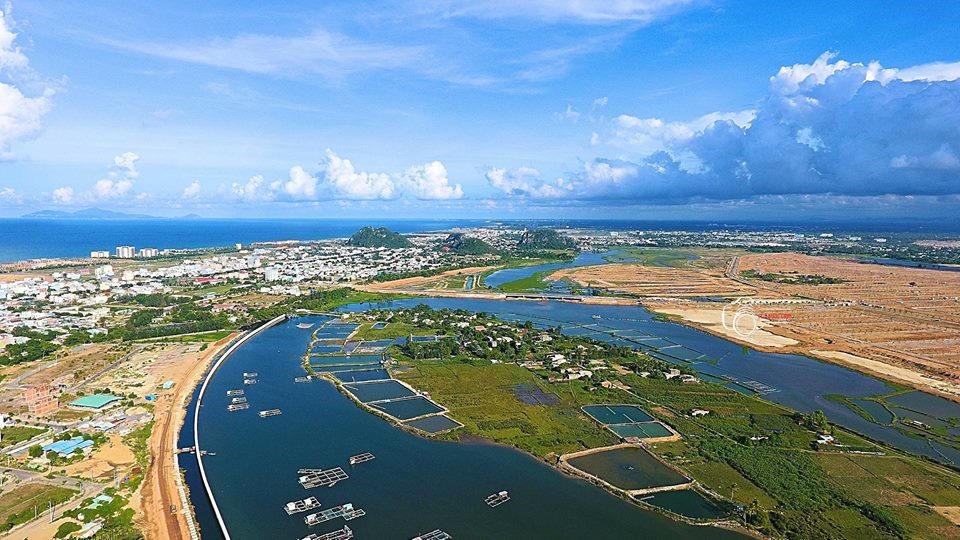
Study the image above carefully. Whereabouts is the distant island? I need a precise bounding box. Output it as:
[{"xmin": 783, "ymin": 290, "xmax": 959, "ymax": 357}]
[
  {"xmin": 346, "ymin": 226, "xmax": 413, "ymax": 248},
  {"xmin": 21, "ymin": 208, "xmax": 202, "ymax": 220}
]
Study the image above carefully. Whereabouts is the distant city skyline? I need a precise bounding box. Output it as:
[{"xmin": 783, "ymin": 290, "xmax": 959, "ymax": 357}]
[{"xmin": 1, "ymin": 1, "xmax": 959, "ymax": 219}]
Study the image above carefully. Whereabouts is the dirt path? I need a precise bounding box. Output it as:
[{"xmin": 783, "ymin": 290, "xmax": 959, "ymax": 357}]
[{"xmin": 138, "ymin": 333, "xmax": 238, "ymax": 540}]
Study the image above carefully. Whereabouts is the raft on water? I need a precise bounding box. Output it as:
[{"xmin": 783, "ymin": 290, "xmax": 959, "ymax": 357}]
[
  {"xmin": 259, "ymin": 409, "xmax": 282, "ymax": 418},
  {"xmin": 226, "ymin": 389, "xmax": 244, "ymax": 396},
  {"xmin": 285, "ymin": 496, "xmax": 321, "ymax": 515},
  {"xmin": 348, "ymin": 452, "xmax": 375, "ymax": 466},
  {"xmin": 227, "ymin": 403, "xmax": 249, "ymax": 412},
  {"xmin": 485, "ymin": 491, "xmax": 510, "ymax": 507},
  {"xmin": 243, "ymin": 372, "xmax": 258, "ymax": 377},
  {"xmin": 412, "ymin": 530, "xmax": 452, "ymax": 540},
  {"xmin": 299, "ymin": 467, "xmax": 349, "ymax": 489},
  {"xmin": 294, "ymin": 376, "xmax": 312, "ymax": 383},
  {"xmin": 304, "ymin": 503, "xmax": 365, "ymax": 526},
  {"xmin": 243, "ymin": 378, "xmax": 257, "ymax": 385},
  {"xmin": 302, "ymin": 526, "xmax": 352, "ymax": 540}
]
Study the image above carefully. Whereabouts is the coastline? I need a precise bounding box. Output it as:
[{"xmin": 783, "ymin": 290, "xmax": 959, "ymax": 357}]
[{"xmin": 138, "ymin": 332, "xmax": 240, "ymax": 540}]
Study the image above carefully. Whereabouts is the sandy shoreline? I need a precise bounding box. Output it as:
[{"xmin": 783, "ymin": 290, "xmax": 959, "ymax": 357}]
[{"xmin": 137, "ymin": 333, "xmax": 239, "ymax": 540}]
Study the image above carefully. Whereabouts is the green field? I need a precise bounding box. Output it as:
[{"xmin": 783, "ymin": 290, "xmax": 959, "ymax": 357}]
[
  {"xmin": 395, "ymin": 360, "xmax": 622, "ymax": 456},
  {"xmin": 0, "ymin": 425, "xmax": 45, "ymax": 448},
  {"xmin": 0, "ymin": 484, "xmax": 77, "ymax": 531}
]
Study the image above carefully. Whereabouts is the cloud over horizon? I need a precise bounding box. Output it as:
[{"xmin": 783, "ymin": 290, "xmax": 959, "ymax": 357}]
[{"xmin": 490, "ymin": 52, "xmax": 960, "ymax": 204}]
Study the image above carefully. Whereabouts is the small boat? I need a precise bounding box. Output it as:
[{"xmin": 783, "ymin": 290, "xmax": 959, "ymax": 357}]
[
  {"xmin": 243, "ymin": 372, "xmax": 258, "ymax": 377},
  {"xmin": 243, "ymin": 378, "xmax": 257, "ymax": 385},
  {"xmin": 298, "ymin": 323, "xmax": 315, "ymax": 329},
  {"xmin": 592, "ymin": 314, "xmax": 601, "ymax": 320}
]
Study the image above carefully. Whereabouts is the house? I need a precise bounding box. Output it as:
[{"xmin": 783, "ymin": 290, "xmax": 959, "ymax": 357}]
[
  {"xmin": 664, "ymin": 368, "xmax": 681, "ymax": 380},
  {"xmin": 690, "ymin": 409, "xmax": 710, "ymax": 417}
]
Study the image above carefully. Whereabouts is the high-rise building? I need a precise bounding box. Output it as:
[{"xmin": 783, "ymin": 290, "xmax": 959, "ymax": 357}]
[
  {"xmin": 138, "ymin": 248, "xmax": 159, "ymax": 258},
  {"xmin": 115, "ymin": 245, "xmax": 136, "ymax": 258}
]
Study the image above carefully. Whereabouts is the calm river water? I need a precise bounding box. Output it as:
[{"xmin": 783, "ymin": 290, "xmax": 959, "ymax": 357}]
[{"xmin": 182, "ymin": 297, "xmax": 960, "ymax": 539}]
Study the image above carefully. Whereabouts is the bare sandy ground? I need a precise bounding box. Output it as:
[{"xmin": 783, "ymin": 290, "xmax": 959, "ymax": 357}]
[
  {"xmin": 654, "ymin": 307, "xmax": 799, "ymax": 348},
  {"xmin": 137, "ymin": 333, "xmax": 238, "ymax": 540},
  {"xmin": 367, "ymin": 265, "xmax": 497, "ymax": 289},
  {"xmin": 63, "ymin": 434, "xmax": 135, "ymax": 480},
  {"xmin": 934, "ymin": 506, "xmax": 960, "ymax": 526}
]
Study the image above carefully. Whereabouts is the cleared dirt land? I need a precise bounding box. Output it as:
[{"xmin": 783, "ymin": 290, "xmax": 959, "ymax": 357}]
[{"xmin": 556, "ymin": 251, "xmax": 960, "ymax": 401}]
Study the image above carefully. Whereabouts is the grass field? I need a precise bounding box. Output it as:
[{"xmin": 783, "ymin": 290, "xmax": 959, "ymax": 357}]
[
  {"xmin": 0, "ymin": 425, "xmax": 45, "ymax": 448},
  {"xmin": 494, "ymin": 270, "xmax": 554, "ymax": 293},
  {"xmin": 140, "ymin": 329, "xmax": 234, "ymax": 343},
  {"xmin": 395, "ymin": 360, "xmax": 622, "ymax": 456},
  {"xmin": 0, "ymin": 484, "xmax": 77, "ymax": 531}
]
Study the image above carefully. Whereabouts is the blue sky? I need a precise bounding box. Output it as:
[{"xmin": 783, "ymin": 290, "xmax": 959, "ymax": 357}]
[{"xmin": 0, "ymin": 0, "xmax": 958, "ymax": 219}]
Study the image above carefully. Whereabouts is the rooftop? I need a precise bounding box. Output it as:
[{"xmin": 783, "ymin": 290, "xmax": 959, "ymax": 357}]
[{"xmin": 70, "ymin": 394, "xmax": 123, "ymax": 409}]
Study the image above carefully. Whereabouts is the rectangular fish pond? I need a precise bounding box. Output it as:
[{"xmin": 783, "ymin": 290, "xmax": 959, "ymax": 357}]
[
  {"xmin": 372, "ymin": 396, "xmax": 445, "ymax": 420},
  {"xmin": 638, "ymin": 489, "xmax": 729, "ymax": 520},
  {"xmin": 311, "ymin": 344, "xmax": 344, "ymax": 354},
  {"xmin": 403, "ymin": 414, "xmax": 463, "ymax": 434},
  {"xmin": 343, "ymin": 380, "xmax": 416, "ymax": 403},
  {"xmin": 608, "ymin": 422, "xmax": 674, "ymax": 439},
  {"xmin": 309, "ymin": 354, "xmax": 383, "ymax": 367},
  {"xmin": 582, "ymin": 404, "xmax": 655, "ymax": 425},
  {"xmin": 332, "ymin": 369, "xmax": 391, "ymax": 383},
  {"xmin": 566, "ymin": 446, "xmax": 690, "ymax": 491}
]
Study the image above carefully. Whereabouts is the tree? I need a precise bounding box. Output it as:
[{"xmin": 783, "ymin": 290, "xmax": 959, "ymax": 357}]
[{"xmin": 28, "ymin": 444, "xmax": 42, "ymax": 458}]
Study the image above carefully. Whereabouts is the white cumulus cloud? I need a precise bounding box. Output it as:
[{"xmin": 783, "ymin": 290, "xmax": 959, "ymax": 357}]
[
  {"xmin": 402, "ymin": 161, "xmax": 463, "ymax": 200},
  {"xmin": 51, "ymin": 186, "xmax": 73, "ymax": 204},
  {"xmin": 93, "ymin": 152, "xmax": 139, "ymax": 200},
  {"xmin": 181, "ymin": 180, "xmax": 201, "ymax": 199},
  {"xmin": 319, "ymin": 149, "xmax": 395, "ymax": 200},
  {"xmin": 231, "ymin": 175, "xmax": 268, "ymax": 202},
  {"xmin": 497, "ymin": 52, "xmax": 960, "ymax": 203},
  {"xmin": 0, "ymin": 5, "xmax": 55, "ymax": 159}
]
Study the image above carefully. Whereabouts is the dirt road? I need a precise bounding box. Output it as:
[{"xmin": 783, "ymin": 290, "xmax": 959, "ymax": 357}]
[{"xmin": 138, "ymin": 333, "xmax": 238, "ymax": 540}]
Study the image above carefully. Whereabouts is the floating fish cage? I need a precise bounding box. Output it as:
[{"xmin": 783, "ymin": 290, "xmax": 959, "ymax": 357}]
[
  {"xmin": 485, "ymin": 491, "xmax": 510, "ymax": 507},
  {"xmin": 348, "ymin": 452, "xmax": 375, "ymax": 466},
  {"xmin": 284, "ymin": 496, "xmax": 321, "ymax": 515},
  {"xmin": 304, "ymin": 503, "xmax": 365, "ymax": 526},
  {"xmin": 299, "ymin": 467, "xmax": 349, "ymax": 489},
  {"xmin": 412, "ymin": 530, "xmax": 452, "ymax": 540},
  {"xmin": 301, "ymin": 525, "xmax": 353, "ymax": 540}
]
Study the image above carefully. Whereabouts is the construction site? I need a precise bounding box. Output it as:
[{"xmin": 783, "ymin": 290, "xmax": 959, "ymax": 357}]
[{"xmin": 555, "ymin": 250, "xmax": 960, "ymax": 401}]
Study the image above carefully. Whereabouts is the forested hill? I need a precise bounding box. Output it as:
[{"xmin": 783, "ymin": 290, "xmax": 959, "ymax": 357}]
[{"xmin": 346, "ymin": 226, "xmax": 413, "ymax": 248}]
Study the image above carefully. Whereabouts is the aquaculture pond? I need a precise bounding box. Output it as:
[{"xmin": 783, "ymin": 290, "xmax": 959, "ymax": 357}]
[
  {"xmin": 567, "ymin": 446, "xmax": 690, "ymax": 491},
  {"xmin": 338, "ymin": 297, "xmax": 960, "ymax": 466},
  {"xmin": 183, "ymin": 316, "xmax": 745, "ymax": 539},
  {"xmin": 641, "ymin": 490, "xmax": 728, "ymax": 520},
  {"xmin": 343, "ymin": 380, "xmax": 416, "ymax": 403}
]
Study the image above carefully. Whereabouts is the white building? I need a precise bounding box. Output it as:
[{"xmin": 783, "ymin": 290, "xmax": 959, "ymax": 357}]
[
  {"xmin": 264, "ymin": 267, "xmax": 280, "ymax": 281},
  {"xmin": 115, "ymin": 246, "xmax": 136, "ymax": 258},
  {"xmin": 90, "ymin": 250, "xmax": 110, "ymax": 259},
  {"xmin": 138, "ymin": 248, "xmax": 159, "ymax": 258}
]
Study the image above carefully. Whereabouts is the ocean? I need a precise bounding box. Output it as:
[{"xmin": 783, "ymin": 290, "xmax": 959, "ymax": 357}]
[{"xmin": 0, "ymin": 219, "xmax": 477, "ymax": 262}]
